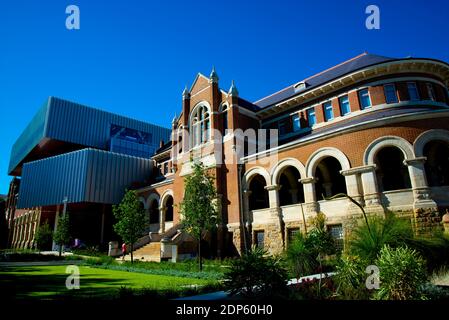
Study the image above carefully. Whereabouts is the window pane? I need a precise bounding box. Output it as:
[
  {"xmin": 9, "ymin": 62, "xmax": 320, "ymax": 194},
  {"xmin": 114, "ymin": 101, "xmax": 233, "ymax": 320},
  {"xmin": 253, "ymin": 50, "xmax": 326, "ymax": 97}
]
[
  {"xmin": 359, "ymin": 89, "xmax": 371, "ymax": 109},
  {"xmin": 328, "ymin": 224, "xmax": 344, "ymax": 251},
  {"xmin": 384, "ymin": 84, "xmax": 398, "ymax": 103},
  {"xmin": 292, "ymin": 114, "xmax": 301, "ymax": 132},
  {"xmin": 307, "ymin": 108, "xmax": 316, "ymax": 126},
  {"xmin": 427, "ymin": 83, "xmax": 436, "ymax": 101},
  {"xmin": 255, "ymin": 231, "xmax": 264, "ymax": 249},
  {"xmin": 407, "ymin": 82, "xmax": 419, "ymax": 101},
  {"xmin": 287, "ymin": 228, "xmax": 300, "ymax": 245},
  {"xmin": 339, "ymin": 95, "xmax": 350, "ymax": 115},
  {"xmin": 223, "ymin": 111, "xmax": 228, "ymax": 132},
  {"xmin": 324, "ymin": 102, "xmax": 333, "ymax": 121}
]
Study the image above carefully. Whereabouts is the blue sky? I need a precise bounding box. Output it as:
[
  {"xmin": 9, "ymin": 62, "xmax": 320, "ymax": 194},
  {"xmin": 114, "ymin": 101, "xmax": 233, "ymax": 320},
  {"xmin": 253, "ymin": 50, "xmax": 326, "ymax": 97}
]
[{"xmin": 1, "ymin": 0, "xmax": 448, "ymax": 194}]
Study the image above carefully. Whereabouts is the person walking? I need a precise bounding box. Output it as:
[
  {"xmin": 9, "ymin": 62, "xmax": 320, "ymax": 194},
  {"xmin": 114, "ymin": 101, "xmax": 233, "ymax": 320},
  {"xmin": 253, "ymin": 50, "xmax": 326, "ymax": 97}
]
[{"xmin": 121, "ymin": 242, "xmax": 127, "ymax": 260}]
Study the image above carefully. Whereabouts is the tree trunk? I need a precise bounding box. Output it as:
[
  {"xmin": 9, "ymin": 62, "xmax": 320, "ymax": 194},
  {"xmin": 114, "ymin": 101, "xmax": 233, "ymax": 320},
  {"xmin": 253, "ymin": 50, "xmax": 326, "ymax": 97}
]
[
  {"xmin": 131, "ymin": 243, "xmax": 134, "ymax": 264},
  {"xmin": 59, "ymin": 244, "xmax": 62, "ymax": 257},
  {"xmin": 198, "ymin": 238, "xmax": 202, "ymax": 272}
]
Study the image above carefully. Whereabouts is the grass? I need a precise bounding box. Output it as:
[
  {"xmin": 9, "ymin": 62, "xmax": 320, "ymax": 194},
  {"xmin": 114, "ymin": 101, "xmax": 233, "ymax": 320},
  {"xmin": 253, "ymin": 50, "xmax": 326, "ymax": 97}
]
[{"xmin": 0, "ymin": 265, "xmax": 217, "ymax": 300}]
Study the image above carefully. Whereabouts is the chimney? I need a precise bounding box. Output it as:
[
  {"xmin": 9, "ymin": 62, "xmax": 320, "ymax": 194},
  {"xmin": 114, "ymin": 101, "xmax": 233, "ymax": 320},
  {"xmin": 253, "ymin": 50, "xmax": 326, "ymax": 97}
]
[{"xmin": 159, "ymin": 140, "xmax": 164, "ymax": 149}]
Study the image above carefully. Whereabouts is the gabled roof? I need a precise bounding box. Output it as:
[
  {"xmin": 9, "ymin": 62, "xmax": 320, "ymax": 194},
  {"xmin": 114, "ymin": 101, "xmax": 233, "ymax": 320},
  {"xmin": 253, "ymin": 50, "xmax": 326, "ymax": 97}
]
[{"xmin": 254, "ymin": 53, "xmax": 395, "ymax": 108}]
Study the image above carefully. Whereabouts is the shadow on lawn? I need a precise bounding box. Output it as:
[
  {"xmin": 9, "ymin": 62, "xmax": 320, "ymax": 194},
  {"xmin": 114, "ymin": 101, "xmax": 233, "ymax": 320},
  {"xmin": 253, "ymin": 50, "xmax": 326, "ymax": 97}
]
[{"xmin": 0, "ymin": 266, "xmax": 126, "ymax": 301}]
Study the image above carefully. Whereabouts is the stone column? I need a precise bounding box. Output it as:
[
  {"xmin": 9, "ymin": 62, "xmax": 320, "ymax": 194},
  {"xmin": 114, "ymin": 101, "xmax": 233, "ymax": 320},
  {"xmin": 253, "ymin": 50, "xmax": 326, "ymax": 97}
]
[
  {"xmin": 404, "ymin": 157, "xmax": 438, "ymax": 211},
  {"xmin": 299, "ymin": 178, "xmax": 318, "ymax": 215},
  {"xmin": 243, "ymin": 189, "xmax": 252, "ymax": 224},
  {"xmin": 264, "ymin": 184, "xmax": 280, "ymax": 209},
  {"xmin": 159, "ymin": 207, "xmax": 166, "ymax": 233},
  {"xmin": 342, "ymin": 165, "xmax": 384, "ymax": 213}
]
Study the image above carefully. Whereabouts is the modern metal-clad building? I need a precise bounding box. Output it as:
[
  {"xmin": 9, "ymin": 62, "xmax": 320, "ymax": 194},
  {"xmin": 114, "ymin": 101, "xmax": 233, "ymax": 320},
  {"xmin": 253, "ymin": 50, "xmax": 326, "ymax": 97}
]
[
  {"xmin": 9, "ymin": 96, "xmax": 170, "ymax": 176},
  {"xmin": 6, "ymin": 97, "xmax": 171, "ymax": 249},
  {"xmin": 18, "ymin": 149, "xmax": 153, "ymax": 209}
]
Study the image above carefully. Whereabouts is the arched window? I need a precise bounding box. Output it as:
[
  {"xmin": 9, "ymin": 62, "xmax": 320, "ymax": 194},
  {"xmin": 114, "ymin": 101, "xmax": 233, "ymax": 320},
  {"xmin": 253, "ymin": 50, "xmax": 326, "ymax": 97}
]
[
  {"xmin": 221, "ymin": 104, "xmax": 229, "ymax": 134},
  {"xmin": 165, "ymin": 196, "xmax": 174, "ymax": 222},
  {"xmin": 374, "ymin": 146, "xmax": 411, "ymax": 192},
  {"xmin": 314, "ymin": 157, "xmax": 346, "ymax": 200},
  {"xmin": 423, "ymin": 140, "xmax": 449, "ymax": 187},
  {"xmin": 278, "ymin": 166, "xmax": 304, "ymax": 206},
  {"xmin": 190, "ymin": 104, "xmax": 210, "ymax": 147},
  {"xmin": 149, "ymin": 199, "xmax": 159, "ymax": 224},
  {"xmin": 248, "ymin": 175, "xmax": 269, "ymax": 210}
]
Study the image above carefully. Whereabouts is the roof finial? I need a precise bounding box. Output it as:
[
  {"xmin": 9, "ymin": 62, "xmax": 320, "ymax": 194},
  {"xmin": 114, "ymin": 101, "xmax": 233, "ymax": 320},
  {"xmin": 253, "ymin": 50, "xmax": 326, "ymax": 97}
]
[
  {"xmin": 228, "ymin": 80, "xmax": 239, "ymax": 96},
  {"xmin": 182, "ymin": 85, "xmax": 190, "ymax": 99},
  {"xmin": 209, "ymin": 66, "xmax": 219, "ymax": 83}
]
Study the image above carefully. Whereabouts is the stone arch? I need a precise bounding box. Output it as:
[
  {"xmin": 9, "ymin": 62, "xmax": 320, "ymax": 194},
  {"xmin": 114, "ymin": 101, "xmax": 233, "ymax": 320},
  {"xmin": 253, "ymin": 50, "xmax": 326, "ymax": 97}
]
[
  {"xmin": 414, "ymin": 129, "xmax": 449, "ymax": 157},
  {"xmin": 243, "ymin": 166, "xmax": 271, "ymax": 190},
  {"xmin": 160, "ymin": 190, "xmax": 174, "ymax": 222},
  {"xmin": 243, "ymin": 167, "xmax": 270, "ymax": 211},
  {"xmin": 145, "ymin": 193, "xmax": 160, "ymax": 208},
  {"xmin": 271, "ymin": 158, "xmax": 307, "ymax": 185},
  {"xmin": 364, "ymin": 136, "xmax": 414, "ymax": 165},
  {"xmin": 138, "ymin": 197, "xmax": 148, "ymax": 209},
  {"xmin": 160, "ymin": 189, "xmax": 174, "ymax": 208},
  {"xmin": 306, "ymin": 147, "xmax": 351, "ymax": 177},
  {"xmin": 146, "ymin": 193, "xmax": 160, "ymax": 224}
]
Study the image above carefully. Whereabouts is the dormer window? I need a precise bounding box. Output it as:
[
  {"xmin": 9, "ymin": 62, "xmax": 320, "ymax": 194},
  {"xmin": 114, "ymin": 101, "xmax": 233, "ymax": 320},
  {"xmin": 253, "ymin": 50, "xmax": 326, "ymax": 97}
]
[
  {"xmin": 294, "ymin": 81, "xmax": 307, "ymax": 93},
  {"xmin": 190, "ymin": 103, "xmax": 211, "ymax": 147}
]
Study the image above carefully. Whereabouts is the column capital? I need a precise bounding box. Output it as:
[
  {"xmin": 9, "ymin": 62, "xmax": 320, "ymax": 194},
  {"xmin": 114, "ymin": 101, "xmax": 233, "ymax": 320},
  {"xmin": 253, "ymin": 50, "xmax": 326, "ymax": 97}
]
[
  {"xmin": 403, "ymin": 157, "xmax": 427, "ymax": 166},
  {"xmin": 264, "ymin": 184, "xmax": 280, "ymax": 191},
  {"xmin": 299, "ymin": 177, "xmax": 316, "ymax": 184},
  {"xmin": 340, "ymin": 164, "xmax": 377, "ymax": 176}
]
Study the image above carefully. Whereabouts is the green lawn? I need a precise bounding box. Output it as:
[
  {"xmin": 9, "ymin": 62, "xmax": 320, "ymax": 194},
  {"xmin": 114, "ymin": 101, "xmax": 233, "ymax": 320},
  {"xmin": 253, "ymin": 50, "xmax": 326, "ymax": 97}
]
[{"xmin": 0, "ymin": 265, "xmax": 215, "ymax": 300}]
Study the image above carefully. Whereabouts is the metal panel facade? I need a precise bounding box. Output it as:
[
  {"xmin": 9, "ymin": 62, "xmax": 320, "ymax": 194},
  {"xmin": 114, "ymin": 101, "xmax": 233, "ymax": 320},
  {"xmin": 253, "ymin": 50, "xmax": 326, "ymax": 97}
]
[
  {"xmin": 17, "ymin": 148, "xmax": 152, "ymax": 208},
  {"xmin": 8, "ymin": 100, "xmax": 50, "ymax": 174},
  {"xmin": 8, "ymin": 97, "xmax": 170, "ymax": 175}
]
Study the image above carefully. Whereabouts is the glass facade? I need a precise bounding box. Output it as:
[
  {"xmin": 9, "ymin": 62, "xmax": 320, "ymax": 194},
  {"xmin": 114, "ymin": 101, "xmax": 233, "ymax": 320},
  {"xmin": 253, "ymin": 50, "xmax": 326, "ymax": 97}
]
[{"xmin": 110, "ymin": 125, "xmax": 155, "ymax": 158}]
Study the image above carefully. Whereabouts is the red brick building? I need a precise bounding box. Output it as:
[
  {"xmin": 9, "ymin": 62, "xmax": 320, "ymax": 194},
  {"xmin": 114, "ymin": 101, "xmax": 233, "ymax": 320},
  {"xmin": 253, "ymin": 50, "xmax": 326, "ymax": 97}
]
[{"xmin": 133, "ymin": 53, "xmax": 449, "ymax": 260}]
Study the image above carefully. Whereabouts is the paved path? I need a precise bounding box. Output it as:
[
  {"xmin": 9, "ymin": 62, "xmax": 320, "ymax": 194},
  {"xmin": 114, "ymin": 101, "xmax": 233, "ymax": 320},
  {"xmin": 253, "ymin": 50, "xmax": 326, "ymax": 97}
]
[{"xmin": 175, "ymin": 291, "xmax": 230, "ymax": 300}]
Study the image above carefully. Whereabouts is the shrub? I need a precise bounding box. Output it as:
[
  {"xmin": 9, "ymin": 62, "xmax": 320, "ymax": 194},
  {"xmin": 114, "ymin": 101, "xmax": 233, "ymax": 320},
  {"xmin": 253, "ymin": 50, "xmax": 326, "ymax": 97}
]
[
  {"xmin": 224, "ymin": 247, "xmax": 289, "ymax": 299},
  {"xmin": 34, "ymin": 222, "xmax": 53, "ymax": 251},
  {"xmin": 405, "ymin": 231, "xmax": 449, "ymax": 272},
  {"xmin": 289, "ymin": 276, "xmax": 336, "ymax": 300},
  {"xmin": 286, "ymin": 232, "xmax": 317, "ymax": 279},
  {"xmin": 375, "ymin": 245, "xmax": 427, "ymax": 300},
  {"xmin": 334, "ymin": 255, "xmax": 371, "ymax": 300},
  {"xmin": 349, "ymin": 213, "xmax": 413, "ymax": 263}
]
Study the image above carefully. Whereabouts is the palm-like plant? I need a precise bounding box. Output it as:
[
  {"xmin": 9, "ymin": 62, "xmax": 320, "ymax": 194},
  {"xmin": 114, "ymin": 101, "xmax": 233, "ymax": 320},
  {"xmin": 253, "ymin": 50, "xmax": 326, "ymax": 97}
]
[{"xmin": 349, "ymin": 212, "xmax": 413, "ymax": 263}]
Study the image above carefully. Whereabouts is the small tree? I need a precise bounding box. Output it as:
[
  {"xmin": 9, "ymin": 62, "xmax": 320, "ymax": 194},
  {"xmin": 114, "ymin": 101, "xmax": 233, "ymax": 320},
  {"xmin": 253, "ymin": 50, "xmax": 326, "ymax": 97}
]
[
  {"xmin": 113, "ymin": 190, "xmax": 147, "ymax": 263},
  {"xmin": 179, "ymin": 161, "xmax": 218, "ymax": 271},
  {"xmin": 34, "ymin": 221, "xmax": 53, "ymax": 252},
  {"xmin": 53, "ymin": 213, "xmax": 71, "ymax": 257}
]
